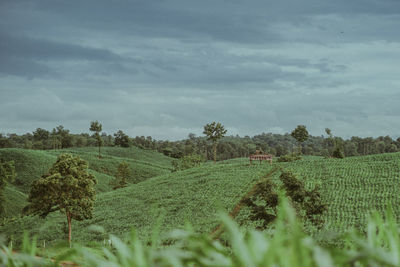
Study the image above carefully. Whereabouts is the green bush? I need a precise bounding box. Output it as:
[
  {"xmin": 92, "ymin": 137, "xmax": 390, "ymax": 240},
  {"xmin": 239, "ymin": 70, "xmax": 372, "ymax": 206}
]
[
  {"xmin": 277, "ymin": 153, "xmax": 302, "ymax": 162},
  {"xmin": 332, "ymin": 147, "xmax": 345, "ymax": 159},
  {"xmin": 172, "ymin": 154, "xmax": 205, "ymax": 172}
]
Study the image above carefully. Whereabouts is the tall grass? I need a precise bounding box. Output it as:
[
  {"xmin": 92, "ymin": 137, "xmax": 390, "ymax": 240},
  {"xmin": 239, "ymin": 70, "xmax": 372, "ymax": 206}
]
[{"xmin": 2, "ymin": 197, "xmax": 400, "ymax": 266}]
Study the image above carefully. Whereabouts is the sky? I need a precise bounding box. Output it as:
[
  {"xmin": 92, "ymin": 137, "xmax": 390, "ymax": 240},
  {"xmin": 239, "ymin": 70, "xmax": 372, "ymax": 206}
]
[{"xmin": 1, "ymin": 0, "xmax": 399, "ymax": 140}]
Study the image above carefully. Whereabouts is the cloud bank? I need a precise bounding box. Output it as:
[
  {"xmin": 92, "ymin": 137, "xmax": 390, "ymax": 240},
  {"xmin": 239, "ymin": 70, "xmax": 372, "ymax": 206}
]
[{"xmin": 1, "ymin": 0, "xmax": 399, "ymax": 139}]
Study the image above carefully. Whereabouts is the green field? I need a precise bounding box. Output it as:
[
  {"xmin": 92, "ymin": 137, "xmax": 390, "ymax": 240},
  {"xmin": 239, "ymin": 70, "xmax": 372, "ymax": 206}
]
[
  {"xmin": 1, "ymin": 148, "xmax": 400, "ymax": 249},
  {"xmin": 0, "ymin": 147, "xmax": 173, "ymax": 222}
]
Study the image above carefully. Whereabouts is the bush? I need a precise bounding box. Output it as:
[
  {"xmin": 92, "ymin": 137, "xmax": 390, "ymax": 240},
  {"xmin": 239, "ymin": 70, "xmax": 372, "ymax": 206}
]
[
  {"xmin": 277, "ymin": 153, "xmax": 302, "ymax": 162},
  {"xmin": 332, "ymin": 147, "xmax": 345, "ymax": 159},
  {"xmin": 172, "ymin": 154, "xmax": 205, "ymax": 172}
]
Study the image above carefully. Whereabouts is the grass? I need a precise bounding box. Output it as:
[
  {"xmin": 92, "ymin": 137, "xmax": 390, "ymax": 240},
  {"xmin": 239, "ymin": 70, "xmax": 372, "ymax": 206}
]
[
  {"xmin": 2, "ymin": 149, "xmax": 400, "ymax": 255},
  {"xmin": 0, "ymin": 146, "xmax": 174, "ymax": 222},
  {"xmin": 47, "ymin": 147, "xmax": 173, "ymax": 184},
  {"xmin": 0, "ymin": 149, "xmax": 57, "ymax": 193},
  {"xmin": 2, "ymin": 197, "xmax": 400, "ymax": 267},
  {"xmin": 2, "ymin": 185, "xmax": 27, "ymax": 219},
  {"xmin": 275, "ymin": 153, "xmax": 400, "ymax": 238},
  {"xmin": 1, "ymin": 160, "xmax": 274, "ymax": 245}
]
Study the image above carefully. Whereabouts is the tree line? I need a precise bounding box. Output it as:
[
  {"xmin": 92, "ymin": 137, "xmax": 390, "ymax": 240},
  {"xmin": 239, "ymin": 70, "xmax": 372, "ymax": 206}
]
[{"xmin": 1, "ymin": 124, "xmax": 399, "ymax": 161}]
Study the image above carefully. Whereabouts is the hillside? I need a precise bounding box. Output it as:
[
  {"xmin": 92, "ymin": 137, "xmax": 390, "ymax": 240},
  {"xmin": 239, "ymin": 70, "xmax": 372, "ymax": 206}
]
[
  {"xmin": 0, "ymin": 147, "xmax": 173, "ymax": 220},
  {"xmin": 1, "ymin": 159, "xmax": 273, "ymax": 244},
  {"xmin": 2, "ymin": 151, "xmax": 400, "ymax": 247}
]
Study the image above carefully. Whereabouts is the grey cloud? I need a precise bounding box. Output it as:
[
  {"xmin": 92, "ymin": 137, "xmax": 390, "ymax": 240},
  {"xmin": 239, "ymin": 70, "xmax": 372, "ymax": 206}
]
[
  {"xmin": 4, "ymin": 0, "xmax": 398, "ymax": 44},
  {"xmin": 0, "ymin": 30, "xmax": 126, "ymax": 78}
]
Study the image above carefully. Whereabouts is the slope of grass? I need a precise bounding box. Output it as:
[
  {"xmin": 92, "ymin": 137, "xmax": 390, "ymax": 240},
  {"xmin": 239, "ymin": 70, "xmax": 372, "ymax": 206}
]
[
  {"xmin": 2, "ymin": 185, "xmax": 27, "ymax": 219},
  {"xmin": 0, "ymin": 147, "xmax": 174, "ymax": 219},
  {"xmin": 0, "ymin": 149, "xmax": 57, "ymax": 193},
  {"xmin": 0, "ymin": 160, "xmax": 274, "ymax": 244},
  {"xmin": 276, "ymin": 152, "xmax": 400, "ymax": 236},
  {"xmin": 69, "ymin": 146, "xmax": 173, "ymax": 169},
  {"xmin": 47, "ymin": 148, "xmax": 172, "ymax": 184},
  {"xmin": 2, "ymin": 152, "xmax": 400, "ymax": 249}
]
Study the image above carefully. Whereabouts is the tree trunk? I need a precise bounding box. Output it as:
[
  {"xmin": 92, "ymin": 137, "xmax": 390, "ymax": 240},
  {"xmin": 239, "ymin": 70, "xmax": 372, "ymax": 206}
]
[
  {"xmin": 67, "ymin": 213, "xmax": 72, "ymax": 247},
  {"xmin": 98, "ymin": 144, "xmax": 101, "ymax": 158},
  {"xmin": 213, "ymin": 142, "xmax": 217, "ymax": 163}
]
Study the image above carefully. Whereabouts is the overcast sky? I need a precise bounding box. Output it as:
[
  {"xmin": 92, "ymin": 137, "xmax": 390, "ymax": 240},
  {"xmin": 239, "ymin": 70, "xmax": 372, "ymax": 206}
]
[{"xmin": 1, "ymin": 0, "xmax": 399, "ymax": 140}]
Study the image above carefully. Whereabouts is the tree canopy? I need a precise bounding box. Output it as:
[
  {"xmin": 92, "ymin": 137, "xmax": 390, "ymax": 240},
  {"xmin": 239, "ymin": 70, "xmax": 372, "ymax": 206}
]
[
  {"xmin": 112, "ymin": 161, "xmax": 130, "ymax": 189},
  {"xmin": 114, "ymin": 130, "xmax": 130, "ymax": 147},
  {"xmin": 291, "ymin": 125, "xmax": 309, "ymax": 154},
  {"xmin": 90, "ymin": 121, "xmax": 103, "ymax": 158},
  {"xmin": 25, "ymin": 153, "xmax": 97, "ymax": 244},
  {"xmin": 203, "ymin": 122, "xmax": 227, "ymax": 163}
]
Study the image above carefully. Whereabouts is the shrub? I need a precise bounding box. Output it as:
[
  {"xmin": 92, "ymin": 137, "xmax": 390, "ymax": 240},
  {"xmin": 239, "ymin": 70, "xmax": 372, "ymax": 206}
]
[
  {"xmin": 172, "ymin": 154, "xmax": 205, "ymax": 172},
  {"xmin": 332, "ymin": 147, "xmax": 345, "ymax": 159},
  {"xmin": 277, "ymin": 153, "xmax": 302, "ymax": 162}
]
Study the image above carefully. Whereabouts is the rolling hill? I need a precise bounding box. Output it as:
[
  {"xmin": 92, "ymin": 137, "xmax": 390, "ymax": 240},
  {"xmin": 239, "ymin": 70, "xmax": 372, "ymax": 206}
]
[
  {"xmin": 0, "ymin": 147, "xmax": 173, "ymax": 221},
  {"xmin": 2, "ymin": 149, "xmax": 400, "ymax": 248}
]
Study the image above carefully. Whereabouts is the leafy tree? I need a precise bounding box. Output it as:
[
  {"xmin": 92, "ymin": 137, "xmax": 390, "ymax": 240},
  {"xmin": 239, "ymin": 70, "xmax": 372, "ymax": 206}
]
[
  {"xmin": 203, "ymin": 122, "xmax": 227, "ymax": 163},
  {"xmin": 344, "ymin": 141, "xmax": 358, "ymax": 156},
  {"xmin": 114, "ymin": 130, "xmax": 130, "ymax": 147},
  {"xmin": 54, "ymin": 125, "xmax": 73, "ymax": 149},
  {"xmin": 332, "ymin": 147, "xmax": 345, "ymax": 158},
  {"xmin": 326, "ymin": 128, "xmax": 345, "ymax": 158},
  {"xmin": 24, "ymin": 154, "xmax": 97, "ymax": 245},
  {"xmin": 112, "ymin": 161, "xmax": 130, "ymax": 189},
  {"xmin": 0, "ymin": 159, "xmax": 16, "ymax": 217},
  {"xmin": 291, "ymin": 125, "xmax": 309, "ymax": 154},
  {"xmin": 50, "ymin": 128, "xmax": 61, "ymax": 150},
  {"xmin": 171, "ymin": 154, "xmax": 205, "ymax": 172},
  {"xmin": 90, "ymin": 121, "xmax": 103, "ymax": 158},
  {"xmin": 325, "ymin": 128, "xmax": 332, "ymax": 137},
  {"xmin": 33, "ymin": 128, "xmax": 49, "ymax": 142}
]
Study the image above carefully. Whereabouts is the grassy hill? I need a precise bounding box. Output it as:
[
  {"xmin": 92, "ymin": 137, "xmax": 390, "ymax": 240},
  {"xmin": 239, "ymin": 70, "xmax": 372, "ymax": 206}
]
[
  {"xmin": 0, "ymin": 147, "xmax": 173, "ymax": 221},
  {"xmin": 2, "ymin": 151, "xmax": 400, "ymax": 248},
  {"xmin": 1, "ymin": 159, "xmax": 273, "ymax": 244}
]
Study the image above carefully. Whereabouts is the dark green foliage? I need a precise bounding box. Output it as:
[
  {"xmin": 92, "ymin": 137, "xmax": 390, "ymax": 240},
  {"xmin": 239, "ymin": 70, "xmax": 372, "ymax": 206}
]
[
  {"xmin": 325, "ymin": 128, "xmax": 345, "ymax": 158},
  {"xmin": 242, "ymin": 170, "xmax": 326, "ymax": 229},
  {"xmin": 325, "ymin": 128, "xmax": 332, "ymax": 137},
  {"xmin": 203, "ymin": 122, "xmax": 227, "ymax": 163},
  {"xmin": 114, "ymin": 130, "xmax": 130, "ymax": 147},
  {"xmin": 332, "ymin": 146, "xmax": 345, "ymax": 158},
  {"xmin": 291, "ymin": 125, "xmax": 309, "ymax": 143},
  {"xmin": 25, "ymin": 153, "xmax": 97, "ymax": 243},
  {"xmin": 280, "ymin": 170, "xmax": 326, "ymax": 226},
  {"xmin": 90, "ymin": 121, "xmax": 103, "ymax": 158},
  {"xmin": 1, "ymin": 125, "xmax": 399, "ymax": 160},
  {"xmin": 277, "ymin": 153, "xmax": 302, "ymax": 162},
  {"xmin": 291, "ymin": 125, "xmax": 309, "ymax": 154},
  {"xmin": 111, "ymin": 161, "xmax": 130, "ymax": 189},
  {"xmin": 171, "ymin": 154, "xmax": 205, "ymax": 172},
  {"xmin": 241, "ymin": 179, "xmax": 278, "ymax": 229},
  {"xmin": 0, "ymin": 159, "xmax": 16, "ymax": 217},
  {"xmin": 54, "ymin": 125, "xmax": 73, "ymax": 149}
]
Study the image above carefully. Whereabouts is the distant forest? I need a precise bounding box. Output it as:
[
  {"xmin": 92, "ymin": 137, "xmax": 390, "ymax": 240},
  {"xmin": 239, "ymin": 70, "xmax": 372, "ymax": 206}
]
[{"xmin": 1, "ymin": 125, "xmax": 399, "ymax": 161}]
